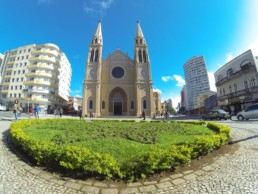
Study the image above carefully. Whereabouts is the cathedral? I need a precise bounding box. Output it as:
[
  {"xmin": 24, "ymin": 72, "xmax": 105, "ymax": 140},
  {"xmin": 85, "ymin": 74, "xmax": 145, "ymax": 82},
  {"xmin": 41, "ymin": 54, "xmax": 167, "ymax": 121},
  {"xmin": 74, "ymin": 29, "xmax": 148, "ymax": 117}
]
[{"xmin": 82, "ymin": 21, "xmax": 161, "ymax": 117}]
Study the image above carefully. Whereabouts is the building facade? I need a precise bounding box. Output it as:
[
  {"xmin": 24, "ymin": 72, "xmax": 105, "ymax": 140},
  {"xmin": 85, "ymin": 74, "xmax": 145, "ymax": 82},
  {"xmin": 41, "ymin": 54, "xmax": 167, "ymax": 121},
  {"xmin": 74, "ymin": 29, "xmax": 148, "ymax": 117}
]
[
  {"xmin": 83, "ymin": 21, "xmax": 159, "ymax": 117},
  {"xmin": 215, "ymin": 50, "xmax": 258, "ymax": 113},
  {"xmin": 183, "ymin": 56, "xmax": 210, "ymax": 111},
  {"xmin": 0, "ymin": 43, "xmax": 72, "ymax": 111}
]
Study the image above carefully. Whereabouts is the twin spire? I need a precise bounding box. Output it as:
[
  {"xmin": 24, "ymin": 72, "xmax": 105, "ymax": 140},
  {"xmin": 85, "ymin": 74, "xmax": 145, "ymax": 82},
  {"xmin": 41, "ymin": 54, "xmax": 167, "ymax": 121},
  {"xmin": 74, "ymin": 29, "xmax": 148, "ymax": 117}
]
[{"xmin": 91, "ymin": 20, "xmax": 145, "ymax": 45}]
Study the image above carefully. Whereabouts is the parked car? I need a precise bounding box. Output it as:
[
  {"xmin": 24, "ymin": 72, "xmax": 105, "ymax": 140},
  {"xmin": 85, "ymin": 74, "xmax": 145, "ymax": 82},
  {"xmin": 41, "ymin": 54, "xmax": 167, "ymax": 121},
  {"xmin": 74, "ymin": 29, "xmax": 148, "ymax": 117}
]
[
  {"xmin": 237, "ymin": 104, "xmax": 258, "ymax": 120},
  {"xmin": 202, "ymin": 110, "xmax": 230, "ymax": 120}
]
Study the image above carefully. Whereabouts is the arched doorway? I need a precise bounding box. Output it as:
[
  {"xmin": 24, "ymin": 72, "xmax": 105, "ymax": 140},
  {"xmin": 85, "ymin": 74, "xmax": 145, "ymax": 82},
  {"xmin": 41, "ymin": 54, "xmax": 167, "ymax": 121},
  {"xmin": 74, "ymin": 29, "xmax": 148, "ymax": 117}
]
[{"xmin": 109, "ymin": 87, "xmax": 127, "ymax": 116}]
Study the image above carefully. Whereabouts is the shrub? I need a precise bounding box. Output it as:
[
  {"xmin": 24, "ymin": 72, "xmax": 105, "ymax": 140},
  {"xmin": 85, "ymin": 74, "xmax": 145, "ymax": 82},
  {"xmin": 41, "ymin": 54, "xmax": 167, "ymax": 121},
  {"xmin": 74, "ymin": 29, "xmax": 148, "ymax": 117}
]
[{"xmin": 9, "ymin": 119, "xmax": 230, "ymax": 181}]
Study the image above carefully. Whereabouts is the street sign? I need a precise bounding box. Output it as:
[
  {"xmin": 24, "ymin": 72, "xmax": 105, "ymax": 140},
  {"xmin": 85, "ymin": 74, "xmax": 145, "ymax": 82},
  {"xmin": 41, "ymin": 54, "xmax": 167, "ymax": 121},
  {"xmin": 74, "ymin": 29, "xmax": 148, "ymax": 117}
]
[{"xmin": 14, "ymin": 99, "xmax": 19, "ymax": 104}]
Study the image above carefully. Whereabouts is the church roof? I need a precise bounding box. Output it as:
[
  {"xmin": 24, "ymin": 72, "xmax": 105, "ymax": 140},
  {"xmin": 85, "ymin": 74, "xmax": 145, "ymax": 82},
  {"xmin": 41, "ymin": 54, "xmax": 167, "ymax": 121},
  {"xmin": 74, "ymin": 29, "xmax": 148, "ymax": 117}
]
[{"xmin": 104, "ymin": 49, "xmax": 133, "ymax": 63}]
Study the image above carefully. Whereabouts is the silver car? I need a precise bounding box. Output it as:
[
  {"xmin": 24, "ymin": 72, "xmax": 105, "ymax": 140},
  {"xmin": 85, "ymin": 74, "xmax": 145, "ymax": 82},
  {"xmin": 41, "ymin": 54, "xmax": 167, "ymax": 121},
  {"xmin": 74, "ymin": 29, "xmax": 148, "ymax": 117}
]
[{"xmin": 237, "ymin": 104, "xmax": 258, "ymax": 120}]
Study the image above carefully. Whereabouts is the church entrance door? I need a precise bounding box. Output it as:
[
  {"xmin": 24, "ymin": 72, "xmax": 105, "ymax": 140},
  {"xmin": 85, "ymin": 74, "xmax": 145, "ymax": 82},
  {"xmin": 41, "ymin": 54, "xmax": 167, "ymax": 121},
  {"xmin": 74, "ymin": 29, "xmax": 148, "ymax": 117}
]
[
  {"xmin": 109, "ymin": 87, "xmax": 128, "ymax": 116},
  {"xmin": 114, "ymin": 102, "xmax": 122, "ymax": 115}
]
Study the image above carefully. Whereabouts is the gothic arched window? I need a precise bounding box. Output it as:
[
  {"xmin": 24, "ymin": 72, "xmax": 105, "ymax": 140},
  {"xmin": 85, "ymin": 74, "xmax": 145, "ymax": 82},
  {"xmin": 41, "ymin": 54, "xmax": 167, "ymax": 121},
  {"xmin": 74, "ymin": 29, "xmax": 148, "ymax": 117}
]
[
  {"xmin": 95, "ymin": 38, "xmax": 98, "ymax": 44},
  {"xmin": 251, "ymin": 77, "xmax": 255, "ymax": 87},
  {"xmin": 244, "ymin": 80, "xmax": 248, "ymax": 89},
  {"xmin": 140, "ymin": 39, "xmax": 143, "ymax": 44},
  {"xmin": 94, "ymin": 49, "xmax": 99, "ymax": 62},
  {"xmin": 131, "ymin": 100, "xmax": 134, "ymax": 109},
  {"xmin": 102, "ymin": 100, "xmax": 105, "ymax": 109},
  {"xmin": 229, "ymin": 85, "xmax": 232, "ymax": 93},
  {"xmin": 234, "ymin": 83, "xmax": 237, "ymax": 92},
  {"xmin": 143, "ymin": 50, "xmax": 147, "ymax": 63},
  {"xmin": 90, "ymin": 49, "xmax": 94, "ymax": 62},
  {"xmin": 143, "ymin": 99, "xmax": 147, "ymax": 109},
  {"xmin": 89, "ymin": 100, "xmax": 93, "ymax": 109},
  {"xmin": 138, "ymin": 49, "xmax": 142, "ymax": 63}
]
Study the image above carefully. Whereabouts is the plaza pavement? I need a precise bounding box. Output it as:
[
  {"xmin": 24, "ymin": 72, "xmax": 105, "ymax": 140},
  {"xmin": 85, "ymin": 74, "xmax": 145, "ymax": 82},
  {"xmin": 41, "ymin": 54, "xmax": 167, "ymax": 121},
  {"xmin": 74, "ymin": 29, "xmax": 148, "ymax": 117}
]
[{"xmin": 1, "ymin": 113, "xmax": 258, "ymax": 193}]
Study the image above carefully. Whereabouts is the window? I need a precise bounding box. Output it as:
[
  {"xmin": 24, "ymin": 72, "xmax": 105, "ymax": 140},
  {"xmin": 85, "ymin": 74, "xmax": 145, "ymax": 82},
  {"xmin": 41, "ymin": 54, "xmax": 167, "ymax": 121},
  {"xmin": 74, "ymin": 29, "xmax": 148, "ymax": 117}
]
[
  {"xmin": 218, "ymin": 75, "xmax": 223, "ymax": 81},
  {"xmin": 229, "ymin": 85, "xmax": 232, "ymax": 93},
  {"xmin": 21, "ymin": 78, "xmax": 24, "ymax": 81},
  {"xmin": 15, "ymin": 86, "xmax": 17, "ymax": 90},
  {"xmin": 20, "ymin": 85, "xmax": 22, "ymax": 89},
  {"xmin": 10, "ymin": 94, "xmax": 12, "ymax": 98},
  {"xmin": 131, "ymin": 100, "xmax": 134, "ymax": 109},
  {"xmin": 11, "ymin": 86, "xmax": 13, "ymax": 90},
  {"xmin": 42, "ymin": 95, "xmax": 46, "ymax": 98},
  {"xmin": 19, "ymin": 94, "xmax": 21, "ymax": 98},
  {"xmin": 16, "ymin": 78, "xmax": 19, "ymax": 82},
  {"xmin": 140, "ymin": 39, "xmax": 142, "ymax": 44},
  {"xmin": 14, "ymin": 94, "xmax": 16, "ymax": 98},
  {"xmin": 234, "ymin": 83, "xmax": 237, "ymax": 92},
  {"xmin": 102, "ymin": 101, "xmax": 105, "ymax": 109},
  {"xmin": 251, "ymin": 77, "xmax": 255, "ymax": 87},
  {"xmin": 227, "ymin": 68, "xmax": 233, "ymax": 77},
  {"xmin": 28, "ymin": 49, "xmax": 31, "ymax": 52},
  {"xmin": 23, "ymin": 70, "xmax": 25, "ymax": 74},
  {"xmin": 89, "ymin": 100, "xmax": 93, "ymax": 109},
  {"xmin": 143, "ymin": 99, "xmax": 147, "ymax": 109},
  {"xmin": 94, "ymin": 49, "xmax": 99, "ymax": 62},
  {"xmin": 13, "ymin": 71, "xmax": 16, "ymax": 75},
  {"xmin": 24, "ymin": 62, "xmax": 27, "ymax": 66},
  {"xmin": 138, "ymin": 49, "xmax": 142, "ymax": 62},
  {"xmin": 223, "ymin": 88, "xmax": 225, "ymax": 95},
  {"xmin": 26, "ymin": 55, "xmax": 29, "ymax": 59},
  {"xmin": 244, "ymin": 80, "xmax": 248, "ymax": 89},
  {"xmin": 12, "ymin": 78, "xmax": 15, "ymax": 82},
  {"xmin": 90, "ymin": 49, "xmax": 94, "ymax": 62},
  {"xmin": 18, "ymin": 70, "xmax": 20, "ymax": 74},
  {"xmin": 22, "ymin": 56, "xmax": 24, "ymax": 60},
  {"xmin": 143, "ymin": 50, "xmax": 147, "ymax": 63}
]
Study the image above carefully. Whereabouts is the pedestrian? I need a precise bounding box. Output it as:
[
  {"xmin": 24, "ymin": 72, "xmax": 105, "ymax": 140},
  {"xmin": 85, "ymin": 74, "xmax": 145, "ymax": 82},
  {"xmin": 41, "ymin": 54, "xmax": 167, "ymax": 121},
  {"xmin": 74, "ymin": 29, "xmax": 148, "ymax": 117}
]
[
  {"xmin": 59, "ymin": 108, "xmax": 63, "ymax": 117},
  {"xmin": 13, "ymin": 109, "xmax": 18, "ymax": 120},
  {"xmin": 34, "ymin": 106, "xmax": 39, "ymax": 118},
  {"xmin": 78, "ymin": 110, "xmax": 82, "ymax": 119},
  {"xmin": 142, "ymin": 111, "xmax": 146, "ymax": 120}
]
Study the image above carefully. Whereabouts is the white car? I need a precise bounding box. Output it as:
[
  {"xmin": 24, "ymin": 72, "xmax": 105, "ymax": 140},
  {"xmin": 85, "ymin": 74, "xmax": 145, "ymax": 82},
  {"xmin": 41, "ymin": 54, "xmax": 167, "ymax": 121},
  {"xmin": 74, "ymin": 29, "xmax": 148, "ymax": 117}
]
[{"xmin": 237, "ymin": 104, "xmax": 258, "ymax": 120}]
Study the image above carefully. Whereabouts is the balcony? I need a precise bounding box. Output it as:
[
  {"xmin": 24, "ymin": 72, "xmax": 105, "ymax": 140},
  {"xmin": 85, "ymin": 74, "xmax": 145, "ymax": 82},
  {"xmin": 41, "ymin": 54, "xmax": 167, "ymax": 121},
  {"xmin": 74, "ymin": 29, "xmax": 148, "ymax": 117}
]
[
  {"xmin": 29, "ymin": 56, "xmax": 56, "ymax": 63},
  {"xmin": 24, "ymin": 80, "xmax": 54, "ymax": 86},
  {"xmin": 217, "ymin": 87, "xmax": 258, "ymax": 101},
  {"xmin": 1, "ymin": 90, "xmax": 8, "ymax": 93},
  {"xmin": 7, "ymin": 61, "xmax": 15, "ymax": 64},
  {"xmin": 31, "ymin": 49, "xmax": 58, "ymax": 57},
  {"xmin": 2, "ymin": 83, "xmax": 10, "ymax": 86},
  {"xmin": 216, "ymin": 65, "xmax": 256, "ymax": 86},
  {"xmin": 27, "ymin": 64, "xmax": 57, "ymax": 71},
  {"xmin": 23, "ymin": 89, "xmax": 50, "ymax": 94},
  {"xmin": 3, "ymin": 75, "xmax": 12, "ymax": 78},
  {"xmin": 25, "ymin": 72, "xmax": 57, "ymax": 79},
  {"xmin": 31, "ymin": 98, "xmax": 49, "ymax": 102}
]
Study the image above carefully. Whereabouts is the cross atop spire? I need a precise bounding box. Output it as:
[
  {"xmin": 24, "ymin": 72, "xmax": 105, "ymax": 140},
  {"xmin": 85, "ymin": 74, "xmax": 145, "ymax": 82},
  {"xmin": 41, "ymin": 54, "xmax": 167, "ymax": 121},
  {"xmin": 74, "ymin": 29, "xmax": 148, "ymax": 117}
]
[
  {"xmin": 136, "ymin": 20, "xmax": 144, "ymax": 38},
  {"xmin": 92, "ymin": 20, "xmax": 102, "ymax": 45}
]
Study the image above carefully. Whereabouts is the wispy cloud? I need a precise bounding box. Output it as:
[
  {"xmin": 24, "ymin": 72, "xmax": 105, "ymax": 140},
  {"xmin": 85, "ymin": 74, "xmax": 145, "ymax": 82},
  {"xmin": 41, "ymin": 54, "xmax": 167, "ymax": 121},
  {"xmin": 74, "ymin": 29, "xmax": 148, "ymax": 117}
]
[
  {"xmin": 84, "ymin": 0, "xmax": 114, "ymax": 17},
  {"xmin": 153, "ymin": 88, "xmax": 162, "ymax": 93},
  {"xmin": 247, "ymin": 39, "xmax": 258, "ymax": 56},
  {"xmin": 70, "ymin": 89, "xmax": 82, "ymax": 97},
  {"xmin": 226, "ymin": 52, "xmax": 234, "ymax": 62},
  {"xmin": 161, "ymin": 76, "xmax": 173, "ymax": 82},
  {"xmin": 173, "ymin": 74, "xmax": 185, "ymax": 87},
  {"xmin": 37, "ymin": 0, "xmax": 53, "ymax": 5},
  {"xmin": 208, "ymin": 72, "xmax": 217, "ymax": 92}
]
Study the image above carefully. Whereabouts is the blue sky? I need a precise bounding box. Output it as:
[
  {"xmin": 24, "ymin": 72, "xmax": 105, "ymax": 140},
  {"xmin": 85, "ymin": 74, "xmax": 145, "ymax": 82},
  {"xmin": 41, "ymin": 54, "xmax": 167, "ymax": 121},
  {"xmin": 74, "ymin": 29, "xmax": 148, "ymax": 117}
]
[{"xmin": 1, "ymin": 0, "xmax": 258, "ymax": 107}]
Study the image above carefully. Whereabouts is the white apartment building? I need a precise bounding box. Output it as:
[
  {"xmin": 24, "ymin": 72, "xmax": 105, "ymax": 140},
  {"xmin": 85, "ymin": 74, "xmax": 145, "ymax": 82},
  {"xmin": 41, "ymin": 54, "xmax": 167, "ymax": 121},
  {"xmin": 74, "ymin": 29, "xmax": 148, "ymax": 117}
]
[
  {"xmin": 184, "ymin": 56, "xmax": 210, "ymax": 111},
  {"xmin": 215, "ymin": 50, "xmax": 258, "ymax": 113},
  {"xmin": 0, "ymin": 43, "xmax": 72, "ymax": 111}
]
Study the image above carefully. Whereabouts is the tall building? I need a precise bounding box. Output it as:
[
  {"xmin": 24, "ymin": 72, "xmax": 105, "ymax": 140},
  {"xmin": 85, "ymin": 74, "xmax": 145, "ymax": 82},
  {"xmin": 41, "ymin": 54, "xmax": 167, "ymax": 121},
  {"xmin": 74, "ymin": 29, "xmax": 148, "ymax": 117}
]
[
  {"xmin": 215, "ymin": 50, "xmax": 258, "ymax": 113},
  {"xmin": 184, "ymin": 56, "xmax": 210, "ymax": 111},
  {"xmin": 83, "ymin": 21, "xmax": 159, "ymax": 117},
  {"xmin": 0, "ymin": 43, "xmax": 72, "ymax": 111}
]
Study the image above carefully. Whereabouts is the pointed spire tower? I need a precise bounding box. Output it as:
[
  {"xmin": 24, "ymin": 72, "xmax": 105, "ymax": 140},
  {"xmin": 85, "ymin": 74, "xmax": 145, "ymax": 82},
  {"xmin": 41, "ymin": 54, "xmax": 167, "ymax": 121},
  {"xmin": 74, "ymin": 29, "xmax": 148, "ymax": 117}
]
[
  {"xmin": 134, "ymin": 20, "xmax": 154, "ymax": 117},
  {"xmin": 83, "ymin": 20, "xmax": 103, "ymax": 117}
]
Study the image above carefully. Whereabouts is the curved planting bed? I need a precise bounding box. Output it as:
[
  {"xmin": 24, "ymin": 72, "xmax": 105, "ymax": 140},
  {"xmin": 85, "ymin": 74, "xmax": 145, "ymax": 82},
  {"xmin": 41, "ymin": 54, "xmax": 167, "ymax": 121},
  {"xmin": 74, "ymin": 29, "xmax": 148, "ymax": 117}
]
[{"xmin": 10, "ymin": 119, "xmax": 230, "ymax": 181}]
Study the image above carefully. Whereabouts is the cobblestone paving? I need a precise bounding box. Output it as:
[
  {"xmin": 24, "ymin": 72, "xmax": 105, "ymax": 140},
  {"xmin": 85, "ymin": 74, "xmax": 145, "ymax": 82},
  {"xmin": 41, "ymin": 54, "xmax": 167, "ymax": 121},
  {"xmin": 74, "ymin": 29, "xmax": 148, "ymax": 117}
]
[{"xmin": 1, "ymin": 118, "xmax": 258, "ymax": 194}]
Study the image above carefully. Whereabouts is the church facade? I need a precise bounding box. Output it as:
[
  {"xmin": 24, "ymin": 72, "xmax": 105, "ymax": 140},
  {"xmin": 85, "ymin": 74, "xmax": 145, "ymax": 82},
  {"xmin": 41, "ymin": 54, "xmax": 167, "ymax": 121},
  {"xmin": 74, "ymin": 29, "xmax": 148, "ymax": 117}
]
[{"xmin": 83, "ymin": 21, "xmax": 161, "ymax": 117}]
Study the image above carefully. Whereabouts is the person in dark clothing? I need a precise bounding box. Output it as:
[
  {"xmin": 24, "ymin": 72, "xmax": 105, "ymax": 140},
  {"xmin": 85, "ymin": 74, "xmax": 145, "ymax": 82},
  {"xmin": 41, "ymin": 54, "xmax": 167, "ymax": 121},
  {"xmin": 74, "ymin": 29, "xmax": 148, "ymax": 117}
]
[{"xmin": 142, "ymin": 111, "xmax": 146, "ymax": 120}]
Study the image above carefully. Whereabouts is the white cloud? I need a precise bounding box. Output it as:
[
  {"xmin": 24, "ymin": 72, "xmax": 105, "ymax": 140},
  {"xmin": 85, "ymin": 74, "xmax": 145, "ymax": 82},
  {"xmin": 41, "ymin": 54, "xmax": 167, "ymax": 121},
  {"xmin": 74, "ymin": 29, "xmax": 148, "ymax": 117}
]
[
  {"xmin": 75, "ymin": 94, "xmax": 82, "ymax": 98},
  {"xmin": 153, "ymin": 88, "xmax": 162, "ymax": 93},
  {"xmin": 70, "ymin": 89, "xmax": 82, "ymax": 97},
  {"xmin": 37, "ymin": 0, "xmax": 53, "ymax": 5},
  {"xmin": 173, "ymin": 74, "xmax": 185, "ymax": 87},
  {"xmin": 247, "ymin": 39, "xmax": 258, "ymax": 56},
  {"xmin": 162, "ymin": 95, "xmax": 181, "ymax": 109},
  {"xmin": 84, "ymin": 0, "xmax": 114, "ymax": 16},
  {"xmin": 208, "ymin": 72, "xmax": 217, "ymax": 92},
  {"xmin": 161, "ymin": 76, "xmax": 173, "ymax": 82},
  {"xmin": 226, "ymin": 52, "xmax": 234, "ymax": 62}
]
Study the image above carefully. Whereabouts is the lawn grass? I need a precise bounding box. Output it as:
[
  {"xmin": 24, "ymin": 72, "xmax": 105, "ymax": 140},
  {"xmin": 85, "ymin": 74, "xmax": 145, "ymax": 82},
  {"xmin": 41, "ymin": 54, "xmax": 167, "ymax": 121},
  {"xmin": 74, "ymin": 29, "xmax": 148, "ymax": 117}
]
[{"xmin": 23, "ymin": 119, "xmax": 215, "ymax": 163}]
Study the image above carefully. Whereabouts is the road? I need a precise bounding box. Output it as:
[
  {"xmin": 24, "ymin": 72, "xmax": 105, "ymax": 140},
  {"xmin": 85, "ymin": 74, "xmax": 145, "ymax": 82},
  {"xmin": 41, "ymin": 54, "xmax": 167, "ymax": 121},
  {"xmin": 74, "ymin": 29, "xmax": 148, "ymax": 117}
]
[{"xmin": 1, "ymin": 112, "xmax": 258, "ymax": 193}]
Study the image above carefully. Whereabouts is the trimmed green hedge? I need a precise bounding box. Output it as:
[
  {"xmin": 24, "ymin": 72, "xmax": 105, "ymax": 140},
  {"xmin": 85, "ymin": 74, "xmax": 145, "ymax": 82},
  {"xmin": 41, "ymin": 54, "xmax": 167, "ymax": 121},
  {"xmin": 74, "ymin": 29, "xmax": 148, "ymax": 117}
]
[{"xmin": 10, "ymin": 119, "xmax": 230, "ymax": 181}]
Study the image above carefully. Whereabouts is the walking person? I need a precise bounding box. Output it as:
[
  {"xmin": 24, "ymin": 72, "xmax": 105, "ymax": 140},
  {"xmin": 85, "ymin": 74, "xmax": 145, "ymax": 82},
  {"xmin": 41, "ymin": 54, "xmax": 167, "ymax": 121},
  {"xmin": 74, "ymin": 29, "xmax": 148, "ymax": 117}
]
[
  {"xmin": 59, "ymin": 108, "xmax": 63, "ymax": 117},
  {"xmin": 34, "ymin": 106, "xmax": 39, "ymax": 118},
  {"xmin": 142, "ymin": 111, "xmax": 146, "ymax": 120},
  {"xmin": 78, "ymin": 109, "xmax": 82, "ymax": 119},
  {"xmin": 13, "ymin": 109, "xmax": 18, "ymax": 120}
]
